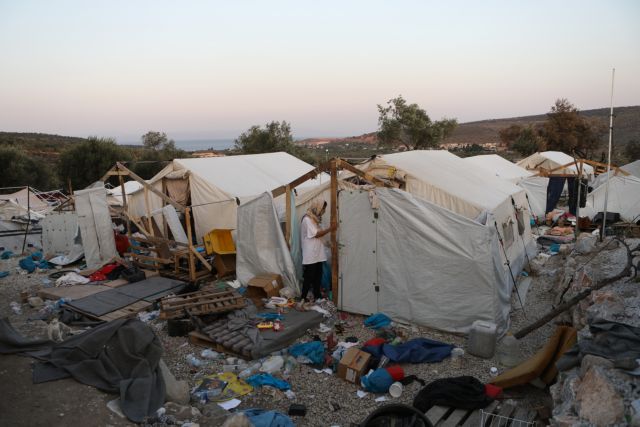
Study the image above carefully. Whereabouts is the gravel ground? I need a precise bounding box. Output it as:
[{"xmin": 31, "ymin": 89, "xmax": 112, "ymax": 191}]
[{"xmin": 2, "ymin": 238, "xmax": 632, "ymax": 426}]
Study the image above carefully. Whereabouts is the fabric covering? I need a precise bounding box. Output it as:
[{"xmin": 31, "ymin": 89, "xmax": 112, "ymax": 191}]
[
  {"xmin": 582, "ymin": 175, "xmax": 640, "ymax": 223},
  {"xmin": 556, "ymin": 320, "xmax": 640, "ymax": 371},
  {"xmin": 364, "ymin": 313, "xmax": 392, "ymax": 329},
  {"xmin": 74, "ymin": 185, "xmax": 118, "ymax": 269},
  {"xmin": 236, "ymin": 192, "xmax": 299, "ymax": 293},
  {"xmin": 362, "ymin": 338, "xmax": 454, "ymax": 364},
  {"xmin": 413, "ymin": 376, "xmax": 493, "ymax": 413},
  {"xmin": 246, "ymin": 373, "xmax": 291, "ymax": 390},
  {"xmin": 361, "ymin": 368, "xmax": 394, "ymax": 393},
  {"xmin": 241, "ymin": 408, "xmax": 295, "ymax": 427},
  {"xmin": 0, "ymin": 318, "xmax": 164, "ymax": 422},
  {"xmin": 288, "ymin": 341, "xmax": 325, "ymax": 365},
  {"xmin": 516, "ymin": 151, "xmax": 594, "ymax": 177}
]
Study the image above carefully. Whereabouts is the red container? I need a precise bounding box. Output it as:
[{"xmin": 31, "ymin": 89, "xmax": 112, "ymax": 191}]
[{"xmin": 385, "ymin": 365, "xmax": 405, "ymax": 381}]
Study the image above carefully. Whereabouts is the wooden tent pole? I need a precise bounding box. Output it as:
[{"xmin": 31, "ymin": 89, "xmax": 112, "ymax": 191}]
[
  {"xmin": 285, "ymin": 185, "xmax": 292, "ymax": 246},
  {"xmin": 119, "ymin": 175, "xmax": 132, "ymax": 238},
  {"xmin": 330, "ymin": 159, "xmax": 339, "ymax": 304},
  {"xmin": 185, "ymin": 207, "xmax": 196, "ymax": 281}
]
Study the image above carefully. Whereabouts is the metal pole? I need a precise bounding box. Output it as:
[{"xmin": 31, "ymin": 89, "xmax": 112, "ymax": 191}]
[
  {"xmin": 601, "ymin": 68, "xmax": 615, "ymax": 242},
  {"xmin": 21, "ymin": 186, "xmax": 31, "ymax": 253}
]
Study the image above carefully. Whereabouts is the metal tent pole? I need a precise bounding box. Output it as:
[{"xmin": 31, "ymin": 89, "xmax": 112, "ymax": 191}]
[{"xmin": 601, "ymin": 68, "xmax": 615, "ymax": 242}]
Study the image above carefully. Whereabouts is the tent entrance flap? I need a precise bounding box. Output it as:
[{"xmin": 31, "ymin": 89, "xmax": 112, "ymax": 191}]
[{"xmin": 338, "ymin": 190, "xmax": 379, "ymax": 315}]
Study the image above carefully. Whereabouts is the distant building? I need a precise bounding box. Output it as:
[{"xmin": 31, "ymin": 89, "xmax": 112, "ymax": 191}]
[{"xmin": 192, "ymin": 151, "xmax": 225, "ymax": 158}]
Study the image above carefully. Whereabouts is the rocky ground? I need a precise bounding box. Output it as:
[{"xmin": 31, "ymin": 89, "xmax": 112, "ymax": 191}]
[{"xmin": 0, "ymin": 235, "xmax": 637, "ymax": 426}]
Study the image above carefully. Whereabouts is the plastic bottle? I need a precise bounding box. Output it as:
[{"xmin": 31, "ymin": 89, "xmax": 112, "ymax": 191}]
[
  {"xmin": 450, "ymin": 347, "xmax": 465, "ymax": 369},
  {"xmin": 238, "ymin": 362, "xmax": 262, "ymax": 379},
  {"xmin": 9, "ymin": 301, "xmax": 22, "ymax": 315},
  {"xmin": 260, "ymin": 355, "xmax": 284, "ymax": 373},
  {"xmin": 496, "ymin": 333, "xmax": 521, "ymax": 368},
  {"xmin": 282, "ymin": 356, "xmax": 297, "ymax": 379},
  {"xmin": 186, "ymin": 354, "xmax": 205, "ymax": 368},
  {"xmin": 201, "ymin": 349, "xmax": 220, "ymax": 360}
]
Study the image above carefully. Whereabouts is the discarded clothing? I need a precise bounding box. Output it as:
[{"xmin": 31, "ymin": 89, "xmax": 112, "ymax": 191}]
[
  {"xmin": 364, "ymin": 312, "xmax": 392, "ymax": 329},
  {"xmin": 18, "ymin": 257, "xmax": 37, "ymax": 273},
  {"xmin": 363, "ymin": 337, "xmax": 386, "ymax": 347},
  {"xmin": 0, "ymin": 271, "xmax": 9, "ymax": 278},
  {"xmin": 363, "ymin": 338, "xmax": 454, "ymax": 364},
  {"xmin": 241, "ymin": 408, "xmax": 295, "ymax": 427},
  {"xmin": 361, "ymin": 368, "xmax": 394, "ymax": 393},
  {"xmin": 55, "ymin": 272, "xmax": 90, "ymax": 287},
  {"xmin": 557, "ymin": 319, "xmax": 640, "ymax": 371},
  {"xmin": 0, "ymin": 250, "xmax": 14, "ymax": 259},
  {"xmin": 413, "ymin": 376, "xmax": 493, "ymax": 412},
  {"xmin": 288, "ymin": 341, "xmax": 325, "ymax": 365},
  {"xmin": 0, "ymin": 318, "xmax": 165, "ymax": 422},
  {"xmin": 257, "ymin": 313, "xmax": 284, "ymax": 321},
  {"xmin": 246, "ymin": 373, "xmax": 291, "ymax": 391},
  {"xmin": 89, "ymin": 263, "xmax": 122, "ymax": 282}
]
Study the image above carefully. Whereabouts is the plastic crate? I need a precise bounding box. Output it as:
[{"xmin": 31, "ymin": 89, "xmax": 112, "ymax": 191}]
[{"xmin": 204, "ymin": 229, "xmax": 236, "ymax": 255}]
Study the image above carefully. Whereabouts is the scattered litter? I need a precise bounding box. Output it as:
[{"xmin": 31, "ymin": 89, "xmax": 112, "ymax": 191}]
[
  {"xmin": 200, "ymin": 349, "xmax": 221, "ymax": 360},
  {"xmin": 375, "ymin": 396, "xmax": 388, "ymax": 402},
  {"xmin": 55, "ymin": 272, "xmax": 90, "ymax": 287},
  {"xmin": 364, "ymin": 313, "xmax": 392, "ymax": 329},
  {"xmin": 137, "ymin": 310, "xmax": 159, "ymax": 322},
  {"xmin": 357, "ymin": 390, "xmax": 368, "ymax": 398},
  {"xmin": 490, "ymin": 367, "xmax": 498, "ymax": 377},
  {"xmin": 226, "ymin": 279, "xmax": 242, "ymax": 289},
  {"xmin": 260, "ymin": 355, "xmax": 284, "ymax": 373},
  {"xmin": 186, "ymin": 354, "xmax": 206, "ymax": 368},
  {"xmin": 318, "ymin": 323, "xmax": 332, "ymax": 333},
  {"xmin": 106, "ymin": 399, "xmax": 125, "ymax": 418},
  {"xmin": 9, "ymin": 301, "xmax": 21, "ymax": 315},
  {"xmin": 309, "ymin": 305, "xmax": 330, "ymax": 317},
  {"xmin": 246, "ymin": 373, "xmax": 291, "ymax": 390},
  {"xmin": 218, "ymin": 399, "xmax": 241, "ymax": 410},
  {"xmin": 313, "ymin": 368, "xmax": 333, "ymax": 375},
  {"xmin": 0, "ymin": 271, "xmax": 9, "ymax": 278}
]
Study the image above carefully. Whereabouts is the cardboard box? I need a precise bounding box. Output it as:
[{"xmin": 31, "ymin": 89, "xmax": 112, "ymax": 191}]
[
  {"xmin": 338, "ymin": 347, "xmax": 371, "ymax": 384},
  {"xmin": 245, "ymin": 273, "xmax": 283, "ymax": 307}
]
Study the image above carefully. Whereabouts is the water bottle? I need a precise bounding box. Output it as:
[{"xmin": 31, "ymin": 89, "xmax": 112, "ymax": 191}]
[
  {"xmin": 186, "ymin": 354, "xmax": 204, "ymax": 368},
  {"xmin": 9, "ymin": 301, "xmax": 22, "ymax": 315},
  {"xmin": 238, "ymin": 362, "xmax": 261, "ymax": 379},
  {"xmin": 201, "ymin": 349, "xmax": 220, "ymax": 360},
  {"xmin": 496, "ymin": 333, "xmax": 521, "ymax": 367},
  {"xmin": 450, "ymin": 348, "xmax": 464, "ymax": 369},
  {"xmin": 260, "ymin": 355, "xmax": 284, "ymax": 373}
]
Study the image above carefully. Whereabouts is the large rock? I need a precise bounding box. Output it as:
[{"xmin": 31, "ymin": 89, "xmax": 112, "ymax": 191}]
[
  {"xmin": 551, "ymin": 369, "xmax": 581, "ymax": 419},
  {"xmin": 158, "ymin": 359, "xmax": 190, "ymax": 405},
  {"xmin": 575, "ymin": 366, "xmax": 624, "ymax": 426},
  {"xmin": 164, "ymin": 402, "xmax": 200, "ymax": 421},
  {"xmin": 579, "ymin": 354, "xmax": 614, "ymax": 377}
]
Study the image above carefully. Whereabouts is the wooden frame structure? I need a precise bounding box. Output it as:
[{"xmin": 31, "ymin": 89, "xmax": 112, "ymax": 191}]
[
  {"xmin": 533, "ymin": 158, "xmax": 629, "ymax": 178},
  {"xmin": 101, "ymin": 162, "xmax": 213, "ymax": 282},
  {"xmin": 272, "ymin": 158, "xmax": 392, "ymax": 303}
]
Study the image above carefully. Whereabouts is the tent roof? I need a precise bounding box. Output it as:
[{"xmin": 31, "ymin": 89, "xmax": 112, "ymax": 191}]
[
  {"xmin": 377, "ymin": 150, "xmax": 525, "ymax": 214},
  {"xmin": 622, "ymin": 159, "xmax": 640, "ymax": 178},
  {"xmin": 516, "ymin": 151, "xmax": 594, "ymax": 175},
  {"xmin": 0, "ymin": 188, "xmax": 50, "ymax": 212},
  {"xmin": 172, "ymin": 152, "xmax": 326, "ymax": 198},
  {"xmin": 463, "ymin": 154, "xmax": 533, "ymax": 182}
]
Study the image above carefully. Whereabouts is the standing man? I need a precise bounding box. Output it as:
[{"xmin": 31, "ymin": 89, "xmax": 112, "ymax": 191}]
[{"xmin": 300, "ymin": 200, "xmax": 336, "ymax": 302}]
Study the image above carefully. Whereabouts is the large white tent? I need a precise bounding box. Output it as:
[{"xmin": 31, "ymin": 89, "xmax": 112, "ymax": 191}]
[
  {"xmin": 463, "ymin": 154, "xmax": 549, "ymax": 219},
  {"xmin": 591, "ymin": 159, "xmax": 640, "ymax": 189},
  {"xmin": 516, "ymin": 151, "xmax": 594, "ymax": 177},
  {"xmin": 582, "ymin": 174, "xmax": 640, "ymax": 223},
  {"xmin": 126, "ymin": 152, "xmax": 327, "ymax": 241},
  {"xmin": 331, "ymin": 151, "xmax": 537, "ymax": 334}
]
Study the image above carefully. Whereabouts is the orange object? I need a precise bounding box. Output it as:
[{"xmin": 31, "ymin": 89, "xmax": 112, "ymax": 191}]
[{"xmin": 257, "ymin": 322, "xmax": 274, "ymax": 329}]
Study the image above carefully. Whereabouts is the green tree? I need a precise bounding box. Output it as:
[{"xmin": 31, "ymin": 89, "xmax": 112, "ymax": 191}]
[
  {"xmin": 0, "ymin": 146, "xmax": 58, "ymax": 190},
  {"xmin": 499, "ymin": 124, "xmax": 524, "ymax": 147},
  {"xmin": 377, "ymin": 95, "xmax": 457, "ymax": 150},
  {"xmin": 540, "ymin": 99, "xmax": 605, "ymax": 158},
  {"xmin": 132, "ymin": 131, "xmax": 188, "ymax": 179},
  {"xmin": 511, "ymin": 127, "xmax": 543, "ymax": 156},
  {"xmin": 624, "ymin": 140, "xmax": 640, "ymax": 162},
  {"xmin": 234, "ymin": 121, "xmax": 296, "ymax": 153},
  {"xmin": 58, "ymin": 137, "xmax": 131, "ymax": 190}
]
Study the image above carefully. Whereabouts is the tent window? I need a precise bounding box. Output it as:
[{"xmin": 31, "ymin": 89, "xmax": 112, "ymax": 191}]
[{"xmin": 502, "ymin": 219, "xmax": 515, "ymax": 248}]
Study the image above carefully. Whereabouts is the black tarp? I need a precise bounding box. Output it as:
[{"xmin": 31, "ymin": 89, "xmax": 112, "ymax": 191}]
[{"xmin": 0, "ymin": 317, "xmax": 165, "ymax": 422}]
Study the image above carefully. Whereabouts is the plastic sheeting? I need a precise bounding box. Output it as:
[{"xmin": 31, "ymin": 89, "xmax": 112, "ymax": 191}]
[
  {"xmin": 236, "ymin": 192, "xmax": 299, "ymax": 294},
  {"xmin": 161, "ymin": 205, "xmax": 188, "ymax": 244},
  {"xmin": 74, "ymin": 185, "xmax": 117, "ymax": 269},
  {"xmin": 338, "ymin": 188, "xmax": 514, "ymax": 335},
  {"xmin": 582, "ymin": 175, "xmax": 640, "ymax": 222},
  {"xmin": 516, "ymin": 151, "xmax": 594, "ymax": 177}
]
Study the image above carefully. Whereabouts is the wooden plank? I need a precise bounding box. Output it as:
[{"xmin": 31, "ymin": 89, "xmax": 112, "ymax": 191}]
[
  {"xmin": 185, "ymin": 207, "xmax": 196, "ymax": 282},
  {"xmin": 188, "ymin": 331, "xmax": 249, "ymax": 359},
  {"xmin": 38, "ymin": 284, "xmax": 111, "ymax": 300},
  {"xmin": 115, "ymin": 162, "xmax": 185, "ymax": 212},
  {"xmin": 462, "ymin": 401, "xmax": 498, "ymax": 427},
  {"xmin": 425, "ymin": 406, "xmax": 451, "ymax": 426},
  {"xmin": 440, "ymin": 409, "xmax": 470, "ymax": 427}
]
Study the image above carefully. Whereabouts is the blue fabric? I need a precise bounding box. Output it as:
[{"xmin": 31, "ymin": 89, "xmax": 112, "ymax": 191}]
[
  {"xmin": 246, "ymin": 373, "xmax": 291, "ymax": 391},
  {"xmin": 31, "ymin": 251, "xmax": 43, "ymax": 261},
  {"xmin": 0, "ymin": 271, "xmax": 9, "ymax": 278},
  {"xmin": 288, "ymin": 341, "xmax": 325, "ymax": 365},
  {"xmin": 361, "ymin": 368, "xmax": 394, "ymax": 393},
  {"xmin": 242, "ymin": 409, "xmax": 295, "ymax": 427},
  {"xmin": 545, "ymin": 177, "xmax": 566, "ymax": 214},
  {"xmin": 321, "ymin": 261, "xmax": 331, "ymax": 290},
  {"xmin": 37, "ymin": 260, "xmax": 50, "ymax": 269},
  {"xmin": 19, "ymin": 257, "xmax": 36, "ymax": 273},
  {"xmin": 0, "ymin": 251, "xmax": 14, "ymax": 260},
  {"xmin": 364, "ymin": 313, "xmax": 392, "ymax": 329},
  {"xmin": 363, "ymin": 338, "xmax": 454, "ymax": 364},
  {"xmin": 257, "ymin": 313, "xmax": 284, "ymax": 321}
]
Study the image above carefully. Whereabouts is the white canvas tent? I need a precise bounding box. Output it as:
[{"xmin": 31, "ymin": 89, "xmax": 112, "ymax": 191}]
[
  {"xmin": 516, "ymin": 151, "xmax": 594, "ymax": 177},
  {"xmin": 464, "ymin": 154, "xmax": 549, "ymax": 219},
  {"xmin": 582, "ymin": 174, "xmax": 640, "ymax": 223},
  {"xmin": 591, "ymin": 159, "xmax": 640, "ymax": 189},
  {"xmin": 127, "ymin": 152, "xmax": 328, "ymax": 242},
  {"xmin": 332, "ymin": 151, "xmax": 536, "ymax": 334}
]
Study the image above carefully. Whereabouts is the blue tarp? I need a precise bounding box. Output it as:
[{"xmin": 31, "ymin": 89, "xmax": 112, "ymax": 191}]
[
  {"xmin": 242, "ymin": 409, "xmax": 295, "ymax": 427},
  {"xmin": 364, "ymin": 313, "xmax": 392, "ymax": 329},
  {"xmin": 288, "ymin": 341, "xmax": 325, "ymax": 365},
  {"xmin": 246, "ymin": 373, "xmax": 291, "ymax": 391},
  {"xmin": 361, "ymin": 368, "xmax": 394, "ymax": 393},
  {"xmin": 363, "ymin": 338, "xmax": 454, "ymax": 364}
]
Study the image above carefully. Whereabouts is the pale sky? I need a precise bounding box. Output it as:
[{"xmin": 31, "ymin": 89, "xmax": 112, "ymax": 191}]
[{"xmin": 1, "ymin": 1, "xmax": 638, "ymax": 141}]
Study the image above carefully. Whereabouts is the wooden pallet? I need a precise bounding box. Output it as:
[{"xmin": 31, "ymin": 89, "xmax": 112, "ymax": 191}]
[
  {"xmin": 188, "ymin": 331, "xmax": 249, "ymax": 360},
  {"xmin": 66, "ymin": 299, "xmax": 153, "ymax": 322},
  {"xmin": 159, "ymin": 287, "xmax": 245, "ymax": 319},
  {"xmin": 425, "ymin": 402, "xmax": 537, "ymax": 427}
]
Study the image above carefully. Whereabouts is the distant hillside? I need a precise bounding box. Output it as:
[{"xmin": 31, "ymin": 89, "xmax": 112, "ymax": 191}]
[
  {"xmin": 297, "ymin": 105, "xmax": 640, "ymax": 149},
  {"xmin": 0, "ymin": 132, "xmax": 87, "ymax": 159}
]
